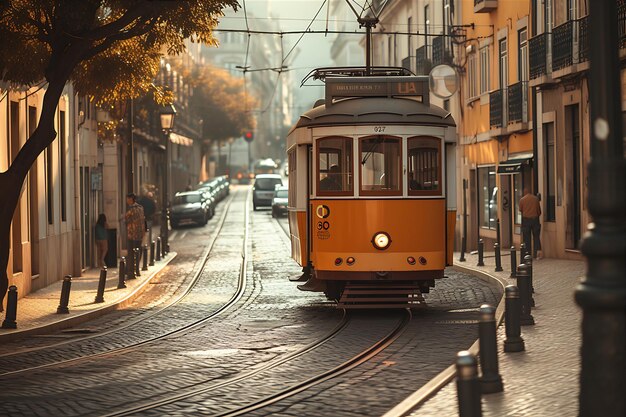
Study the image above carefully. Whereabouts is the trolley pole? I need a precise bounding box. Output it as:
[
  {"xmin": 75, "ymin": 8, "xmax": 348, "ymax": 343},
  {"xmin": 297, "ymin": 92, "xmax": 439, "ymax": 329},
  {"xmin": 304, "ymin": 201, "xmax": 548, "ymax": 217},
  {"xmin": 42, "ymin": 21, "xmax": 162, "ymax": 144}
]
[
  {"xmin": 575, "ymin": 1, "xmax": 626, "ymax": 416},
  {"xmin": 357, "ymin": 16, "xmax": 378, "ymax": 76}
]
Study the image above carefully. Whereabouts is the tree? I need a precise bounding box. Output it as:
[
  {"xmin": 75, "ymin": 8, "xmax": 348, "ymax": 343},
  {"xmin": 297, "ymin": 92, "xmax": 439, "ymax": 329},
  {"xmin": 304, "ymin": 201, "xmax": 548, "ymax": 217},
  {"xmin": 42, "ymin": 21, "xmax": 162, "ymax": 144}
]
[
  {"xmin": 0, "ymin": 0, "xmax": 239, "ymax": 308},
  {"xmin": 189, "ymin": 64, "xmax": 257, "ymax": 142}
]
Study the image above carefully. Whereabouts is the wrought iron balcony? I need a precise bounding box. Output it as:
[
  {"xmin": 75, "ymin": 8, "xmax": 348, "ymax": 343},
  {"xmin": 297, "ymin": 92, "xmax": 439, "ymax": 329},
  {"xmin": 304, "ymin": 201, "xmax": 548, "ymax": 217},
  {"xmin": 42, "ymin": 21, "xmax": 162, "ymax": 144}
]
[
  {"xmin": 489, "ymin": 89, "xmax": 507, "ymax": 128},
  {"xmin": 474, "ymin": 0, "xmax": 497, "ymax": 13},
  {"xmin": 415, "ymin": 45, "xmax": 432, "ymax": 76},
  {"xmin": 508, "ymin": 82, "xmax": 528, "ymax": 125},
  {"xmin": 529, "ymin": 32, "xmax": 549, "ymax": 79},
  {"xmin": 579, "ymin": 15, "xmax": 589, "ymax": 63},
  {"xmin": 552, "ymin": 20, "xmax": 574, "ymax": 71},
  {"xmin": 431, "ymin": 36, "xmax": 452, "ymax": 67}
]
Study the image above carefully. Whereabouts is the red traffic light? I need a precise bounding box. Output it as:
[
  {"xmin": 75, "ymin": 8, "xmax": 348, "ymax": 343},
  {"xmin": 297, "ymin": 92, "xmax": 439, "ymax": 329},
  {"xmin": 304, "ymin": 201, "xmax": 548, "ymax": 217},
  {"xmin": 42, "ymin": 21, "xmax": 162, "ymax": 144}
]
[{"xmin": 244, "ymin": 131, "xmax": 254, "ymax": 142}]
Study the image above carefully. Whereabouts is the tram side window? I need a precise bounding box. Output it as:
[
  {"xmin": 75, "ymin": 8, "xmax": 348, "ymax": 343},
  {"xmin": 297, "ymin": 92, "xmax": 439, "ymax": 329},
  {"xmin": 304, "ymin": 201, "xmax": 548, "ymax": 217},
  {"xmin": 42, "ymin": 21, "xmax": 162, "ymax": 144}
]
[
  {"xmin": 360, "ymin": 136, "xmax": 402, "ymax": 195},
  {"xmin": 317, "ymin": 137, "xmax": 353, "ymax": 195},
  {"xmin": 408, "ymin": 137, "xmax": 441, "ymax": 196}
]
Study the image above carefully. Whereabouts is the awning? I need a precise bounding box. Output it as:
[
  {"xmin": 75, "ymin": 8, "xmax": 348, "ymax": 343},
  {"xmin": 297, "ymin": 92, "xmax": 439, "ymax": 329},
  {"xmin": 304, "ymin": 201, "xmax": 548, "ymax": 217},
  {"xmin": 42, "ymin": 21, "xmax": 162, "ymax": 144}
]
[
  {"xmin": 497, "ymin": 152, "xmax": 533, "ymax": 174},
  {"xmin": 169, "ymin": 132, "xmax": 194, "ymax": 147}
]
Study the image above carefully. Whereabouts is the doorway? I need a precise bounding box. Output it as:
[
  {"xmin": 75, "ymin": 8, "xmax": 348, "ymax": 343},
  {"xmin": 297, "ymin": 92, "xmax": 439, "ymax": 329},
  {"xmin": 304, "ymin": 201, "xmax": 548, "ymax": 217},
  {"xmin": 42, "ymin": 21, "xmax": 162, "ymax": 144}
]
[{"xmin": 565, "ymin": 104, "xmax": 581, "ymax": 249}]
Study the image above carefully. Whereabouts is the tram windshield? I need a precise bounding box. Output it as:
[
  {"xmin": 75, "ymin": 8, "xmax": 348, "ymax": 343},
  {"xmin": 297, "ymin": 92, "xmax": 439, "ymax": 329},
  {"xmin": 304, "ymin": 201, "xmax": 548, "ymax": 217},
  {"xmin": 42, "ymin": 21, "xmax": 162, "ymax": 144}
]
[
  {"xmin": 360, "ymin": 136, "xmax": 402, "ymax": 195},
  {"xmin": 317, "ymin": 137, "xmax": 353, "ymax": 195},
  {"xmin": 408, "ymin": 137, "xmax": 441, "ymax": 195}
]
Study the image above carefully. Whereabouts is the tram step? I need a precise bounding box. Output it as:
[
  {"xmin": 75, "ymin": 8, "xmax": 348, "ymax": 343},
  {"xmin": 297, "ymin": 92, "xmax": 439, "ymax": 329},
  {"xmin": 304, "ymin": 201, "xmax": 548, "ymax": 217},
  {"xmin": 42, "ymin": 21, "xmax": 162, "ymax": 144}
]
[{"xmin": 338, "ymin": 282, "xmax": 426, "ymax": 309}]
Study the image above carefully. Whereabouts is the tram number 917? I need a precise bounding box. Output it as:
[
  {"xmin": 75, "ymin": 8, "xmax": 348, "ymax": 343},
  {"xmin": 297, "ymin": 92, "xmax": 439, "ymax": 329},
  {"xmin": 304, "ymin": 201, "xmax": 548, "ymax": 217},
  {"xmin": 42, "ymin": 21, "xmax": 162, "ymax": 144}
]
[{"xmin": 373, "ymin": 126, "xmax": 386, "ymax": 133}]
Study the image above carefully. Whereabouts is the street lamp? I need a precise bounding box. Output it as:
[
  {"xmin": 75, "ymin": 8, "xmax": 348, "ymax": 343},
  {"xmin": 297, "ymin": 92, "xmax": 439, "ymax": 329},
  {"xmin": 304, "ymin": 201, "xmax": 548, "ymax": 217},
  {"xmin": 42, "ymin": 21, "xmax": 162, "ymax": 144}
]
[{"xmin": 160, "ymin": 103, "xmax": 176, "ymax": 254}]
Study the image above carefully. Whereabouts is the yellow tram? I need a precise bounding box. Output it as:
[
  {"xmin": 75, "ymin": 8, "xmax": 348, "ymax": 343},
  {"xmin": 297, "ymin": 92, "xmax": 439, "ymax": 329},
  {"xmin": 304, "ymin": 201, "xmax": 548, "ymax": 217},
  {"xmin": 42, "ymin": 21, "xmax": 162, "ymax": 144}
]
[{"xmin": 287, "ymin": 68, "xmax": 457, "ymax": 308}]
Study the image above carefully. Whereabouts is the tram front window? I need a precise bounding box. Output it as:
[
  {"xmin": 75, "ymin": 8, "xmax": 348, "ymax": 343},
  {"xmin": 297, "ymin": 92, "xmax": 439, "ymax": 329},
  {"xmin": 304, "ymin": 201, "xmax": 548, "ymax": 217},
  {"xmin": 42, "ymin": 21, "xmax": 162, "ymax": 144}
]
[
  {"xmin": 408, "ymin": 136, "xmax": 441, "ymax": 195},
  {"xmin": 317, "ymin": 137, "xmax": 353, "ymax": 195},
  {"xmin": 360, "ymin": 136, "xmax": 401, "ymax": 195}
]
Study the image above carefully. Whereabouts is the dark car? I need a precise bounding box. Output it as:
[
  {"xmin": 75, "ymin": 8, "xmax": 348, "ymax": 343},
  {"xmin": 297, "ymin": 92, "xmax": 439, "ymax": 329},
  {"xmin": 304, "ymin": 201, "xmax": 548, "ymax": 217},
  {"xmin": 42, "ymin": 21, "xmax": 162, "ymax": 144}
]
[
  {"xmin": 253, "ymin": 174, "xmax": 283, "ymax": 210},
  {"xmin": 170, "ymin": 191, "xmax": 209, "ymax": 228},
  {"xmin": 271, "ymin": 186, "xmax": 288, "ymax": 218}
]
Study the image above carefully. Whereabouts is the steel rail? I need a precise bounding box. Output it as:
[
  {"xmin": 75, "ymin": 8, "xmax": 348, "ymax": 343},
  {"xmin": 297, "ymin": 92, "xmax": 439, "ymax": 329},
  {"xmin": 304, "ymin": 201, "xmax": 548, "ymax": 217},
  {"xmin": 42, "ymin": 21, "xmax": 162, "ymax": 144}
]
[
  {"xmin": 215, "ymin": 308, "xmax": 412, "ymax": 417},
  {"xmin": 0, "ymin": 188, "xmax": 250, "ymax": 378}
]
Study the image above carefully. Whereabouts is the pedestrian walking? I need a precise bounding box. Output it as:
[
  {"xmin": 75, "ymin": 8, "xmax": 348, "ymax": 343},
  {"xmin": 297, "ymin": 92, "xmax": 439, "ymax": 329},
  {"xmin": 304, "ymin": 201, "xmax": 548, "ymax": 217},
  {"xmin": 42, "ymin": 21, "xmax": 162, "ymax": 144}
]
[
  {"xmin": 125, "ymin": 193, "xmax": 145, "ymax": 264},
  {"xmin": 95, "ymin": 213, "xmax": 108, "ymax": 268},
  {"xmin": 519, "ymin": 187, "xmax": 542, "ymax": 259},
  {"xmin": 138, "ymin": 191, "xmax": 156, "ymax": 245}
]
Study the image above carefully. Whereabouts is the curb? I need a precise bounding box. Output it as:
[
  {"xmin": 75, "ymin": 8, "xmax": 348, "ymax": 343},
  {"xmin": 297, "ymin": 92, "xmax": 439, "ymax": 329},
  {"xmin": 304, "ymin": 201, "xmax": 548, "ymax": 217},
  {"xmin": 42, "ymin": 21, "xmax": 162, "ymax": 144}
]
[
  {"xmin": 0, "ymin": 252, "xmax": 177, "ymax": 343},
  {"xmin": 382, "ymin": 263, "xmax": 509, "ymax": 417}
]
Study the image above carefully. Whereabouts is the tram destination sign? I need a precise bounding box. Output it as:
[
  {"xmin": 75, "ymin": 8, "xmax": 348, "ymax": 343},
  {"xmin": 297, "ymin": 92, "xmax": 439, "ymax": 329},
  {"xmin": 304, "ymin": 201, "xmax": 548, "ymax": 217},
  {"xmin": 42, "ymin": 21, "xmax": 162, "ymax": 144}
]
[{"xmin": 325, "ymin": 77, "xmax": 429, "ymax": 105}]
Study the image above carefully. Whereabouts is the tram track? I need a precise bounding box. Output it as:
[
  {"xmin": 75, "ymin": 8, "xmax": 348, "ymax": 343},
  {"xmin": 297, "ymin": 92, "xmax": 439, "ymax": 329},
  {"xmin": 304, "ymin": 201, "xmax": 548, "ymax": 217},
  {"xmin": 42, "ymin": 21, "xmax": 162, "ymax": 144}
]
[{"xmin": 0, "ymin": 187, "xmax": 250, "ymax": 378}]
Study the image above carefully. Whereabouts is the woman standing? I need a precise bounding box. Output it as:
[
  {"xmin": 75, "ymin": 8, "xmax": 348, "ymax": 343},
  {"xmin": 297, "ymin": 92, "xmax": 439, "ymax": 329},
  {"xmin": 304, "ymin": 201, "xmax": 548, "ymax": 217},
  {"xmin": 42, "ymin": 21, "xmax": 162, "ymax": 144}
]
[{"xmin": 95, "ymin": 214, "xmax": 108, "ymax": 268}]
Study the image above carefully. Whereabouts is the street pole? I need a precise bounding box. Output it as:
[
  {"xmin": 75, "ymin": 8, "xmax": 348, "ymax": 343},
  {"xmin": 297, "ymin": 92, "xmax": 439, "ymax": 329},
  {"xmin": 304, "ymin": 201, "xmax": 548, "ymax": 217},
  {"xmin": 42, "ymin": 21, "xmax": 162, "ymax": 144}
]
[
  {"xmin": 575, "ymin": 1, "xmax": 626, "ymax": 416},
  {"xmin": 161, "ymin": 129, "xmax": 170, "ymax": 254}
]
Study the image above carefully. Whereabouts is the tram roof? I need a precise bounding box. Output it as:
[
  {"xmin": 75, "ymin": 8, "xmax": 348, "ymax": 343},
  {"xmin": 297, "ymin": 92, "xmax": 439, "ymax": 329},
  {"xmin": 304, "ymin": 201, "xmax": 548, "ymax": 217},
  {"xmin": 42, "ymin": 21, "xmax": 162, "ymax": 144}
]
[{"xmin": 290, "ymin": 96, "xmax": 455, "ymax": 132}]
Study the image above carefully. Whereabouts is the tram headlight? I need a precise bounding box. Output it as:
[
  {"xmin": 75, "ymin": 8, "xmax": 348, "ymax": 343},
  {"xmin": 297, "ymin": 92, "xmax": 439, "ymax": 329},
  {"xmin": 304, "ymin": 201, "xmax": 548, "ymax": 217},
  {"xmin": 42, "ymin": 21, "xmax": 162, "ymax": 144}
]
[{"xmin": 372, "ymin": 232, "xmax": 391, "ymax": 250}]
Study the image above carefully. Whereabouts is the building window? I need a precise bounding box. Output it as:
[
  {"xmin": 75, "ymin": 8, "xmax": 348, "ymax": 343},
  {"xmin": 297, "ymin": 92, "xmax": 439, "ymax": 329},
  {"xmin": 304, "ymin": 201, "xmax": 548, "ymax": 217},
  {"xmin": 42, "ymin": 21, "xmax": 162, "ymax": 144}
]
[
  {"xmin": 468, "ymin": 52, "xmax": 478, "ymax": 99},
  {"xmin": 499, "ymin": 38, "xmax": 508, "ymax": 89},
  {"xmin": 46, "ymin": 143, "xmax": 53, "ymax": 225},
  {"xmin": 60, "ymin": 110, "xmax": 67, "ymax": 222},
  {"xmin": 407, "ymin": 137, "xmax": 441, "ymax": 196},
  {"xmin": 360, "ymin": 136, "xmax": 402, "ymax": 196},
  {"xmin": 513, "ymin": 173, "xmax": 523, "ymax": 229},
  {"xmin": 478, "ymin": 166, "xmax": 498, "ymax": 229},
  {"xmin": 518, "ymin": 28, "xmax": 529, "ymax": 82},
  {"xmin": 480, "ymin": 45, "xmax": 490, "ymax": 94},
  {"xmin": 544, "ymin": 123, "xmax": 556, "ymax": 221},
  {"xmin": 317, "ymin": 137, "xmax": 353, "ymax": 195}
]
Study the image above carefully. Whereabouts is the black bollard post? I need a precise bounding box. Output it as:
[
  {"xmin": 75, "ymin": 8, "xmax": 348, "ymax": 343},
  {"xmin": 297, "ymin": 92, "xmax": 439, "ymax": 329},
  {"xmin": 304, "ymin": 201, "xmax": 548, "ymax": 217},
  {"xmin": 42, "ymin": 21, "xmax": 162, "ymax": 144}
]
[
  {"xmin": 156, "ymin": 237, "xmax": 162, "ymax": 261},
  {"xmin": 127, "ymin": 248, "xmax": 136, "ymax": 280},
  {"xmin": 142, "ymin": 246, "xmax": 148, "ymax": 271},
  {"xmin": 134, "ymin": 248, "xmax": 141, "ymax": 277},
  {"xmin": 494, "ymin": 242, "xmax": 503, "ymax": 272},
  {"xmin": 524, "ymin": 254, "xmax": 535, "ymax": 295},
  {"xmin": 57, "ymin": 275, "xmax": 72, "ymax": 314},
  {"xmin": 516, "ymin": 264, "xmax": 535, "ymax": 325},
  {"xmin": 94, "ymin": 267, "xmax": 107, "ymax": 303},
  {"xmin": 459, "ymin": 235, "xmax": 467, "ymax": 262},
  {"xmin": 496, "ymin": 218, "xmax": 501, "ymax": 247},
  {"xmin": 149, "ymin": 240, "xmax": 155, "ymax": 266},
  {"xmin": 477, "ymin": 239, "xmax": 485, "ymax": 266},
  {"xmin": 478, "ymin": 304, "xmax": 503, "ymax": 393},
  {"xmin": 117, "ymin": 257, "xmax": 127, "ymax": 289},
  {"xmin": 504, "ymin": 285, "xmax": 525, "ymax": 352},
  {"xmin": 456, "ymin": 350, "xmax": 482, "ymax": 417},
  {"xmin": 520, "ymin": 242, "xmax": 527, "ymax": 260},
  {"xmin": 1, "ymin": 285, "xmax": 18, "ymax": 329},
  {"xmin": 510, "ymin": 246, "xmax": 517, "ymax": 278}
]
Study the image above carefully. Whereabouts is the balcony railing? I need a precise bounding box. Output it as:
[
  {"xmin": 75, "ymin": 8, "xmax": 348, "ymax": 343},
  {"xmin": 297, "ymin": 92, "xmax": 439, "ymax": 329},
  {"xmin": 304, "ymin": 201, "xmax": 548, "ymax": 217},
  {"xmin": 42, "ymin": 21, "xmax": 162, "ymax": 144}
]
[
  {"xmin": 415, "ymin": 45, "xmax": 432, "ymax": 76},
  {"xmin": 508, "ymin": 81, "xmax": 528, "ymax": 124},
  {"xmin": 432, "ymin": 36, "xmax": 452, "ymax": 67},
  {"xmin": 552, "ymin": 20, "xmax": 574, "ymax": 71},
  {"xmin": 529, "ymin": 32, "xmax": 549, "ymax": 79},
  {"xmin": 489, "ymin": 89, "xmax": 507, "ymax": 128},
  {"xmin": 578, "ymin": 15, "xmax": 589, "ymax": 62}
]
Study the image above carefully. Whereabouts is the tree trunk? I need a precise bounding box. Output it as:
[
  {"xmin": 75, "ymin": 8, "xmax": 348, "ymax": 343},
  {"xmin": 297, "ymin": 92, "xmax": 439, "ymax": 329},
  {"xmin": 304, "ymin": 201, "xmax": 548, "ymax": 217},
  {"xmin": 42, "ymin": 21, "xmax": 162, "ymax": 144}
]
[{"xmin": 0, "ymin": 78, "xmax": 66, "ymax": 309}]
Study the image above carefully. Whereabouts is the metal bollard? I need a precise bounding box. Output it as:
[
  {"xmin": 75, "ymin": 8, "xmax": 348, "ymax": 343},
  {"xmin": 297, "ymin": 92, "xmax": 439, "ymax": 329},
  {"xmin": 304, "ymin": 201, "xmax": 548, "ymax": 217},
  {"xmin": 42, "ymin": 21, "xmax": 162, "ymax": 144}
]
[
  {"xmin": 477, "ymin": 239, "xmax": 485, "ymax": 266},
  {"xmin": 94, "ymin": 267, "xmax": 107, "ymax": 303},
  {"xmin": 520, "ymin": 242, "xmax": 528, "ymax": 260},
  {"xmin": 456, "ymin": 351, "xmax": 482, "ymax": 417},
  {"xmin": 494, "ymin": 242, "xmax": 503, "ymax": 272},
  {"xmin": 504, "ymin": 285, "xmax": 525, "ymax": 352},
  {"xmin": 142, "ymin": 246, "xmax": 148, "ymax": 271},
  {"xmin": 510, "ymin": 246, "xmax": 517, "ymax": 278},
  {"xmin": 516, "ymin": 264, "xmax": 535, "ymax": 325},
  {"xmin": 149, "ymin": 240, "xmax": 155, "ymax": 266},
  {"xmin": 459, "ymin": 235, "xmax": 467, "ymax": 262},
  {"xmin": 57, "ymin": 275, "xmax": 72, "ymax": 314},
  {"xmin": 134, "ymin": 248, "xmax": 141, "ymax": 277},
  {"xmin": 478, "ymin": 304, "xmax": 503, "ymax": 393},
  {"xmin": 156, "ymin": 237, "xmax": 162, "ymax": 261},
  {"xmin": 117, "ymin": 257, "xmax": 127, "ymax": 289},
  {"xmin": 524, "ymin": 254, "xmax": 535, "ymax": 295},
  {"xmin": 1, "ymin": 286, "xmax": 18, "ymax": 329}
]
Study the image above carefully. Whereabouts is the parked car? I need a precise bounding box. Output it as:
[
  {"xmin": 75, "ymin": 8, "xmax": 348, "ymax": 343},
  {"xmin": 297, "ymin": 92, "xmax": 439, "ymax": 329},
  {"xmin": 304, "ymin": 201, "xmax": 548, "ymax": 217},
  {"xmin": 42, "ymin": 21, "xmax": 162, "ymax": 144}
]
[
  {"xmin": 271, "ymin": 186, "xmax": 288, "ymax": 218},
  {"xmin": 170, "ymin": 191, "xmax": 210, "ymax": 228},
  {"xmin": 253, "ymin": 174, "xmax": 283, "ymax": 210}
]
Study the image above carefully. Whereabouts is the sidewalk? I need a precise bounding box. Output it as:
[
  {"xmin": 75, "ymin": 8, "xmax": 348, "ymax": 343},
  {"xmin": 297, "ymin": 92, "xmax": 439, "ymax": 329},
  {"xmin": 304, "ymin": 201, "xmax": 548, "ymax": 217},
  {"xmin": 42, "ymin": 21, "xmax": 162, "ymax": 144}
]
[
  {"xmin": 0, "ymin": 249, "xmax": 176, "ymax": 342},
  {"xmin": 388, "ymin": 250, "xmax": 585, "ymax": 417}
]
